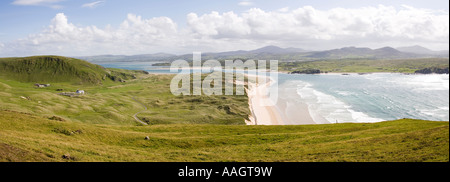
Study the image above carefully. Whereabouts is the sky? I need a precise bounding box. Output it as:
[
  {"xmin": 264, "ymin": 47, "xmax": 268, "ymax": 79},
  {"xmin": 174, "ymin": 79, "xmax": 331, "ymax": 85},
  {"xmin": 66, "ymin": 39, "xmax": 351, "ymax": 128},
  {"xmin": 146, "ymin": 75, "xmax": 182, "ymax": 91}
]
[{"xmin": 0, "ymin": 0, "xmax": 448, "ymax": 57}]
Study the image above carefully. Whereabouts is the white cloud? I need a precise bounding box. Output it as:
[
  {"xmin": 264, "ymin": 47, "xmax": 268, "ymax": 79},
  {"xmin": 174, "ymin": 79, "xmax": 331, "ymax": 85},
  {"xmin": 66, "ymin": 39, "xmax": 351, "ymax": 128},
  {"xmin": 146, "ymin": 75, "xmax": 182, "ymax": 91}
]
[
  {"xmin": 187, "ymin": 11, "xmax": 251, "ymax": 38},
  {"xmin": 82, "ymin": 1, "xmax": 105, "ymax": 9},
  {"xmin": 0, "ymin": 13, "xmax": 179, "ymax": 56},
  {"xmin": 0, "ymin": 5, "xmax": 448, "ymax": 57},
  {"xmin": 238, "ymin": 1, "xmax": 253, "ymax": 6},
  {"xmin": 187, "ymin": 6, "xmax": 449, "ymax": 49},
  {"xmin": 12, "ymin": 0, "xmax": 62, "ymax": 5},
  {"xmin": 12, "ymin": 0, "xmax": 64, "ymax": 9},
  {"xmin": 277, "ymin": 7, "xmax": 290, "ymax": 12}
]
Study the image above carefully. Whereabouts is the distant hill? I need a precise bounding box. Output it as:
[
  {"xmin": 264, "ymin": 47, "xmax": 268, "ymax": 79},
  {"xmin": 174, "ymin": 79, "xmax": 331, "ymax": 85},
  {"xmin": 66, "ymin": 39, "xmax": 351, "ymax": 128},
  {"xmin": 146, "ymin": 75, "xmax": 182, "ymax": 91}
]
[
  {"xmin": 307, "ymin": 47, "xmax": 372, "ymax": 59},
  {"xmin": 397, "ymin": 45, "xmax": 435, "ymax": 54},
  {"xmin": 176, "ymin": 45, "xmax": 310, "ymax": 61},
  {"xmin": 305, "ymin": 46, "xmax": 418, "ymax": 59},
  {"xmin": 396, "ymin": 45, "xmax": 449, "ymax": 56},
  {"xmin": 0, "ymin": 56, "xmax": 112, "ymax": 84},
  {"xmin": 207, "ymin": 45, "xmax": 302, "ymax": 57},
  {"xmin": 77, "ymin": 53, "xmax": 177, "ymax": 63},
  {"xmin": 78, "ymin": 45, "xmax": 310, "ymax": 62},
  {"xmin": 76, "ymin": 45, "xmax": 449, "ymax": 63},
  {"xmin": 250, "ymin": 45, "xmax": 303, "ymax": 54}
]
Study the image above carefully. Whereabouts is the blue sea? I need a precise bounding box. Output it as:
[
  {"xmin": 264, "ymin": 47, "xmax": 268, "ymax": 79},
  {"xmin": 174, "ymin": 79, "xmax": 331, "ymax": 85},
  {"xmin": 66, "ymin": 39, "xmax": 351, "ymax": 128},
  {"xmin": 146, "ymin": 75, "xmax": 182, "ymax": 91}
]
[
  {"xmin": 277, "ymin": 73, "xmax": 449, "ymax": 123},
  {"xmin": 98, "ymin": 62, "xmax": 450, "ymax": 123}
]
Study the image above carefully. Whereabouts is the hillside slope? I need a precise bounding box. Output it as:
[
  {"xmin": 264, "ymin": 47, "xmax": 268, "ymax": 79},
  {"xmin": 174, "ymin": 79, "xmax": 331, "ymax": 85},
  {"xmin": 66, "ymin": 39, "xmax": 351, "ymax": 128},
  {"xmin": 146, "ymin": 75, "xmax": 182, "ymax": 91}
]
[
  {"xmin": 0, "ymin": 110, "xmax": 448, "ymax": 162},
  {"xmin": 0, "ymin": 56, "xmax": 110, "ymax": 84}
]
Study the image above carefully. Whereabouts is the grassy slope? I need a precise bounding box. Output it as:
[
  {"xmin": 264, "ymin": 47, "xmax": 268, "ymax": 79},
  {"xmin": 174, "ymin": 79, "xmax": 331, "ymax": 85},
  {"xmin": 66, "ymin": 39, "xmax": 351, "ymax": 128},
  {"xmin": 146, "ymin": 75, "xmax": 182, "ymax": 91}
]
[
  {"xmin": 0, "ymin": 72, "xmax": 249, "ymax": 125},
  {"xmin": 0, "ymin": 56, "xmax": 249, "ymax": 125},
  {"xmin": 0, "ymin": 56, "xmax": 113, "ymax": 85},
  {"xmin": 0, "ymin": 110, "xmax": 448, "ymax": 162},
  {"xmin": 0, "ymin": 56, "xmax": 448, "ymax": 162},
  {"xmin": 280, "ymin": 58, "xmax": 450, "ymax": 73}
]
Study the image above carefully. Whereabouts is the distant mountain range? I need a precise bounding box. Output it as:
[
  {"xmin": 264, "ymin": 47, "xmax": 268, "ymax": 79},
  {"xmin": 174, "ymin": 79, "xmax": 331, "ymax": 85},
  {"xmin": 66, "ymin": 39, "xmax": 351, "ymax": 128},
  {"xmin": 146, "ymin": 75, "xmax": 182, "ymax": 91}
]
[
  {"xmin": 77, "ymin": 53, "xmax": 177, "ymax": 62},
  {"xmin": 396, "ymin": 45, "xmax": 449, "ymax": 55},
  {"xmin": 77, "ymin": 45, "xmax": 449, "ymax": 63}
]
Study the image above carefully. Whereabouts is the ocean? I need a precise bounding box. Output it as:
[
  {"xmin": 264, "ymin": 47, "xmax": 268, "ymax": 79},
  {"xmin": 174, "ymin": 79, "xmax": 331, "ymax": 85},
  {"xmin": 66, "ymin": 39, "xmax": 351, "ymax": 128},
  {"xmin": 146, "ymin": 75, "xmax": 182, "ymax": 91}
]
[
  {"xmin": 98, "ymin": 62, "xmax": 450, "ymax": 123},
  {"xmin": 277, "ymin": 73, "xmax": 449, "ymax": 123}
]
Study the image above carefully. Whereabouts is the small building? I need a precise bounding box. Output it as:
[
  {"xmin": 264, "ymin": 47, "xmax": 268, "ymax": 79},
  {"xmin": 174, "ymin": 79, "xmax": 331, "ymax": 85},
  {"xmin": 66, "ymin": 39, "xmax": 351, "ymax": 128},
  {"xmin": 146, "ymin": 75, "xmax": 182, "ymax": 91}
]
[
  {"xmin": 35, "ymin": 83, "xmax": 50, "ymax": 88},
  {"xmin": 58, "ymin": 90, "xmax": 86, "ymax": 97}
]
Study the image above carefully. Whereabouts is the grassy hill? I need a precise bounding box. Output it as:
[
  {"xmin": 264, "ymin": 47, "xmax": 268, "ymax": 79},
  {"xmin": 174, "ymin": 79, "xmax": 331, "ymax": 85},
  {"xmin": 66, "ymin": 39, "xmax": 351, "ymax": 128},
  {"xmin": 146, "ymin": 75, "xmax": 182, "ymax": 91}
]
[
  {"xmin": 0, "ymin": 71, "xmax": 250, "ymax": 125},
  {"xmin": 0, "ymin": 110, "xmax": 448, "ymax": 162},
  {"xmin": 0, "ymin": 56, "xmax": 112, "ymax": 84},
  {"xmin": 0, "ymin": 55, "xmax": 448, "ymax": 162}
]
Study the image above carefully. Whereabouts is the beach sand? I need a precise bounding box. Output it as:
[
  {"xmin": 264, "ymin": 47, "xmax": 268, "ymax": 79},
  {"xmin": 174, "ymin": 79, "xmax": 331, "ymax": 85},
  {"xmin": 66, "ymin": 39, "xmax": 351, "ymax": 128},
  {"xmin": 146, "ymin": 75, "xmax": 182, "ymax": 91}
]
[
  {"xmin": 276, "ymin": 84, "xmax": 327, "ymax": 125},
  {"xmin": 246, "ymin": 80, "xmax": 283, "ymax": 125},
  {"xmin": 246, "ymin": 74, "xmax": 321, "ymax": 125}
]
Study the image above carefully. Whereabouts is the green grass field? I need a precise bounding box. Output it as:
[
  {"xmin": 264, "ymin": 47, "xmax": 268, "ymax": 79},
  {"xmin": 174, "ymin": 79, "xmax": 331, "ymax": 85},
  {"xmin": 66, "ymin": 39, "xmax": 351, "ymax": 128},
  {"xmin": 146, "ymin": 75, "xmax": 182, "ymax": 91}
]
[
  {"xmin": 0, "ymin": 56, "xmax": 448, "ymax": 162},
  {"xmin": 280, "ymin": 58, "xmax": 449, "ymax": 73},
  {"xmin": 0, "ymin": 110, "xmax": 448, "ymax": 162},
  {"xmin": 0, "ymin": 73, "xmax": 250, "ymax": 125},
  {"xmin": 0, "ymin": 56, "xmax": 250, "ymax": 125}
]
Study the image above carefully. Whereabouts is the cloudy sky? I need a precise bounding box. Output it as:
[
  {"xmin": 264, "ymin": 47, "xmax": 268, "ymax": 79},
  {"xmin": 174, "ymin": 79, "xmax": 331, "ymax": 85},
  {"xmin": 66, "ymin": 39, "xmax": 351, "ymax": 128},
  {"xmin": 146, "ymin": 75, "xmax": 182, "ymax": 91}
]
[{"xmin": 0, "ymin": 0, "xmax": 448, "ymax": 57}]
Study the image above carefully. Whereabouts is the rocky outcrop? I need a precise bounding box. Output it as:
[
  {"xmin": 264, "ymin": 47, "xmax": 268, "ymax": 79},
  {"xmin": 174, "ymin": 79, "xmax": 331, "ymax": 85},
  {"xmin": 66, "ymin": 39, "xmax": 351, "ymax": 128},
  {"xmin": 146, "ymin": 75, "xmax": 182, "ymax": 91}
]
[{"xmin": 415, "ymin": 67, "xmax": 449, "ymax": 74}]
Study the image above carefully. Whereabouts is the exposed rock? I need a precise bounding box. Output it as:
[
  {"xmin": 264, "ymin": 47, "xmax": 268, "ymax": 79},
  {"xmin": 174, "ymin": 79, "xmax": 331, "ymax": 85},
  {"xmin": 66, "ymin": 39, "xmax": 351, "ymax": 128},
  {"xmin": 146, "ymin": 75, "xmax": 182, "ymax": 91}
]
[
  {"xmin": 20, "ymin": 96, "xmax": 31, "ymax": 100},
  {"xmin": 62, "ymin": 154, "xmax": 71, "ymax": 159},
  {"xmin": 49, "ymin": 116, "xmax": 65, "ymax": 122},
  {"xmin": 415, "ymin": 67, "xmax": 449, "ymax": 74},
  {"xmin": 61, "ymin": 153, "xmax": 77, "ymax": 161},
  {"xmin": 291, "ymin": 69, "xmax": 321, "ymax": 74}
]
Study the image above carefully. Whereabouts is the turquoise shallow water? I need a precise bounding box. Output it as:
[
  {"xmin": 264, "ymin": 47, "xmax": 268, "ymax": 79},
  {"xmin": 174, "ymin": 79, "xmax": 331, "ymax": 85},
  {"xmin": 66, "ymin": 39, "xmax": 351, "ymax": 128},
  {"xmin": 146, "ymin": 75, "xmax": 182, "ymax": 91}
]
[
  {"xmin": 97, "ymin": 62, "xmax": 173, "ymax": 74},
  {"xmin": 99, "ymin": 62, "xmax": 449, "ymax": 123}
]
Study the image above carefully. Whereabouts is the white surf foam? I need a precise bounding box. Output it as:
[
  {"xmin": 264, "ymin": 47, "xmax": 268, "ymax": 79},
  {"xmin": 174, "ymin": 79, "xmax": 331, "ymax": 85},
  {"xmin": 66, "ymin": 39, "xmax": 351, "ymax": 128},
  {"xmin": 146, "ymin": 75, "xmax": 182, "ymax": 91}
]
[
  {"xmin": 418, "ymin": 106, "xmax": 450, "ymax": 121},
  {"xmin": 296, "ymin": 81, "xmax": 383, "ymax": 123},
  {"xmin": 405, "ymin": 74, "xmax": 449, "ymax": 91},
  {"xmin": 365, "ymin": 73, "xmax": 449, "ymax": 91}
]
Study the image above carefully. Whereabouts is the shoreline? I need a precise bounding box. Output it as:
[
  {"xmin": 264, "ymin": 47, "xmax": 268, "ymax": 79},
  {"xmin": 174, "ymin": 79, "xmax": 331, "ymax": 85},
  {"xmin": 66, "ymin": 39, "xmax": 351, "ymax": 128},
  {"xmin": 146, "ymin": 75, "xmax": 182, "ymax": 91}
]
[
  {"xmin": 245, "ymin": 74, "xmax": 318, "ymax": 125},
  {"xmin": 145, "ymin": 70, "xmax": 449, "ymax": 125},
  {"xmin": 245, "ymin": 74, "xmax": 283, "ymax": 125},
  {"xmin": 288, "ymin": 72, "xmax": 450, "ymax": 76},
  {"xmin": 276, "ymin": 84, "xmax": 327, "ymax": 125}
]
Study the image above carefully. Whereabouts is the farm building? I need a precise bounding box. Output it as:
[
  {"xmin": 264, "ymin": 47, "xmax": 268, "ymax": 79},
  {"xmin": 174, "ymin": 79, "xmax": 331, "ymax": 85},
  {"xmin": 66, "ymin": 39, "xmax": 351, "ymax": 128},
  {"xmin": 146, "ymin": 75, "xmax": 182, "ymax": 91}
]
[{"xmin": 35, "ymin": 84, "xmax": 51, "ymax": 88}]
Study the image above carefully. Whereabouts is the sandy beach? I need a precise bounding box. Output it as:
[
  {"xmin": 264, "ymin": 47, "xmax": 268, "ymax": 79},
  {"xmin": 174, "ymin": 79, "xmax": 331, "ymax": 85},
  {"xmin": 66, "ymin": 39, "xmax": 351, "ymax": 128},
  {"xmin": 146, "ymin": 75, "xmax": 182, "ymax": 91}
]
[
  {"xmin": 245, "ymin": 77, "xmax": 283, "ymax": 125},
  {"xmin": 276, "ymin": 83, "xmax": 328, "ymax": 125},
  {"xmin": 245, "ymin": 74, "xmax": 321, "ymax": 125}
]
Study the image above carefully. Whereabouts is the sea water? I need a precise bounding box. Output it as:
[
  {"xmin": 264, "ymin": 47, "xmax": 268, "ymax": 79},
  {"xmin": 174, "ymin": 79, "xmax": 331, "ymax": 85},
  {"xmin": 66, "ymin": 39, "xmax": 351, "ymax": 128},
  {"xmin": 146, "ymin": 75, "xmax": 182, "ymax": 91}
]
[
  {"xmin": 277, "ymin": 73, "xmax": 449, "ymax": 123},
  {"xmin": 97, "ymin": 62, "xmax": 173, "ymax": 74},
  {"xmin": 99, "ymin": 62, "xmax": 449, "ymax": 123}
]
